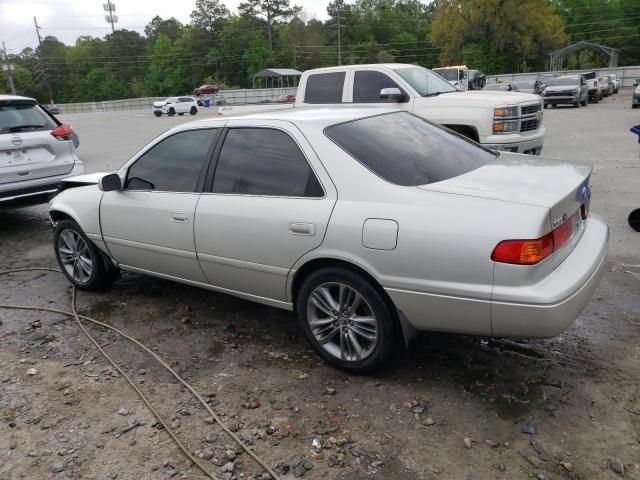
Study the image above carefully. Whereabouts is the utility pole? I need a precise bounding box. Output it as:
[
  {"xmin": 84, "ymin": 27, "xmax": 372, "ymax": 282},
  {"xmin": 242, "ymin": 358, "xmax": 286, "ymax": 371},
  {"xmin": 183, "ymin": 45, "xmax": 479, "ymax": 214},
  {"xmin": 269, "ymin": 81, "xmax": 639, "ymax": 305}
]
[
  {"xmin": 336, "ymin": 0, "xmax": 342, "ymax": 66},
  {"xmin": 293, "ymin": 45, "xmax": 297, "ymax": 70},
  {"xmin": 2, "ymin": 42, "xmax": 16, "ymax": 95},
  {"xmin": 103, "ymin": 1, "xmax": 118, "ymax": 33},
  {"xmin": 34, "ymin": 16, "xmax": 54, "ymax": 104}
]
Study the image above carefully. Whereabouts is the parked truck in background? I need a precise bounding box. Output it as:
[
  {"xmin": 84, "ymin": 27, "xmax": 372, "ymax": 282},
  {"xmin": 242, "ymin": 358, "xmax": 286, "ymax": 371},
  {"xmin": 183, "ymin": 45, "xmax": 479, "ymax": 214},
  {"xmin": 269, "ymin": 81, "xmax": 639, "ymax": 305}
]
[
  {"xmin": 433, "ymin": 65, "xmax": 486, "ymax": 91},
  {"xmin": 219, "ymin": 63, "xmax": 545, "ymax": 154}
]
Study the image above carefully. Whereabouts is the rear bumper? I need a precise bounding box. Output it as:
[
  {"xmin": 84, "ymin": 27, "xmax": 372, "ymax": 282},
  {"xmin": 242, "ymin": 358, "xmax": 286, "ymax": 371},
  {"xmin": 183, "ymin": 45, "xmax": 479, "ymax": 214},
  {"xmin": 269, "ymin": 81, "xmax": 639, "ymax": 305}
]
[
  {"xmin": 491, "ymin": 214, "xmax": 609, "ymax": 338},
  {"xmin": 0, "ymin": 161, "xmax": 85, "ymax": 208}
]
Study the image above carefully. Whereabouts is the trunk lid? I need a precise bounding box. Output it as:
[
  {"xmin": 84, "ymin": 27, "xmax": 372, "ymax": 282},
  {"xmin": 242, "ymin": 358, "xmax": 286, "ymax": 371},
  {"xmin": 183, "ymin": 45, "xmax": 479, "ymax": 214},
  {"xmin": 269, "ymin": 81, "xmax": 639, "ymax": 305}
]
[{"xmin": 419, "ymin": 152, "xmax": 592, "ymax": 264}]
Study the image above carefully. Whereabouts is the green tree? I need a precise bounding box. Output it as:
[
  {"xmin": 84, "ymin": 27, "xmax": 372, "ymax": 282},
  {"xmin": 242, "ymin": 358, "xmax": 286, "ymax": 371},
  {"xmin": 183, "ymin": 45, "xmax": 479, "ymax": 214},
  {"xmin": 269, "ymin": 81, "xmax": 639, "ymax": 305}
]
[
  {"xmin": 431, "ymin": 0, "xmax": 568, "ymax": 73},
  {"xmin": 238, "ymin": 0, "xmax": 302, "ymax": 51},
  {"xmin": 190, "ymin": 0, "xmax": 230, "ymax": 33},
  {"xmin": 144, "ymin": 16, "xmax": 184, "ymax": 43}
]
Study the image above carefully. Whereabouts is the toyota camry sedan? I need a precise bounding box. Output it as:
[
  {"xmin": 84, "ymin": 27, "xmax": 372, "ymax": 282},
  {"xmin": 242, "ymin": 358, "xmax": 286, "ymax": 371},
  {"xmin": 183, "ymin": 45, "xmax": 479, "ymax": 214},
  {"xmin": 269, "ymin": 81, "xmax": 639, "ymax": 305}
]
[{"xmin": 48, "ymin": 108, "xmax": 608, "ymax": 373}]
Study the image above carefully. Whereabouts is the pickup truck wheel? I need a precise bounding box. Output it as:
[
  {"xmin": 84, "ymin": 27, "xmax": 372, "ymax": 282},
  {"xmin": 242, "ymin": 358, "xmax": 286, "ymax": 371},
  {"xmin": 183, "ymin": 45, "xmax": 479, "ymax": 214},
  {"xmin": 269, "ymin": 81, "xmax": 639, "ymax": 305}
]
[
  {"xmin": 296, "ymin": 267, "xmax": 399, "ymax": 373},
  {"xmin": 190, "ymin": 107, "xmax": 197, "ymax": 115},
  {"xmin": 54, "ymin": 220, "xmax": 118, "ymax": 291},
  {"xmin": 167, "ymin": 108, "xmax": 175, "ymax": 116}
]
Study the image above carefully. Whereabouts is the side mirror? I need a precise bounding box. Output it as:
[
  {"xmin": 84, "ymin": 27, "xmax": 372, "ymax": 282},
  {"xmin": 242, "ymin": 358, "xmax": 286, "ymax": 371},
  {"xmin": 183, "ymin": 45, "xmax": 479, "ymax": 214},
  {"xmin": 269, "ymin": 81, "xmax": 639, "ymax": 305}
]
[
  {"xmin": 380, "ymin": 88, "xmax": 407, "ymax": 102},
  {"xmin": 99, "ymin": 173, "xmax": 122, "ymax": 192}
]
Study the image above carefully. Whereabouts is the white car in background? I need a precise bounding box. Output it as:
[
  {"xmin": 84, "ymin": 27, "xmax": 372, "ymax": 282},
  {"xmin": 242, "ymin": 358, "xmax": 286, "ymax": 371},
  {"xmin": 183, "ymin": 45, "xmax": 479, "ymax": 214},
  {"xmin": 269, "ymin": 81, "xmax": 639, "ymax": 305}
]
[{"xmin": 153, "ymin": 97, "xmax": 198, "ymax": 117}]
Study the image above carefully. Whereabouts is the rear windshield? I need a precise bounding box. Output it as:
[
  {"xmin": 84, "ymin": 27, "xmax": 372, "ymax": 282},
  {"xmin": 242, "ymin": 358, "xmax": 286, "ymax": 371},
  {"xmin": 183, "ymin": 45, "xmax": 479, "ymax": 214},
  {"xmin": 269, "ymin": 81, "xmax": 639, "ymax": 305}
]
[
  {"xmin": 549, "ymin": 77, "xmax": 578, "ymax": 86},
  {"xmin": 324, "ymin": 112, "xmax": 497, "ymax": 186},
  {"xmin": 0, "ymin": 103, "xmax": 57, "ymax": 134}
]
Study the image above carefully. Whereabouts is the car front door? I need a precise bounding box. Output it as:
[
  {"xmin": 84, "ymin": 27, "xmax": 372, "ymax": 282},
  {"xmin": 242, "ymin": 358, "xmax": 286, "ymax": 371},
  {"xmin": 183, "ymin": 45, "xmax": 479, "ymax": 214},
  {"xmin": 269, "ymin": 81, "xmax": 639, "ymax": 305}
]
[
  {"xmin": 351, "ymin": 69, "xmax": 413, "ymax": 110},
  {"xmin": 194, "ymin": 121, "xmax": 337, "ymax": 304},
  {"xmin": 100, "ymin": 128, "xmax": 221, "ymax": 282}
]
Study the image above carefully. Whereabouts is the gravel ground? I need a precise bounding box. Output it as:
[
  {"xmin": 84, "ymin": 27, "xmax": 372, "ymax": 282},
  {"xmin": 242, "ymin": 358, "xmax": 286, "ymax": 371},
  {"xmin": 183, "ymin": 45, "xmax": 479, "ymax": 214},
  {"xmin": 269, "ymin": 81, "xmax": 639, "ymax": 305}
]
[{"xmin": 1, "ymin": 91, "xmax": 639, "ymax": 480}]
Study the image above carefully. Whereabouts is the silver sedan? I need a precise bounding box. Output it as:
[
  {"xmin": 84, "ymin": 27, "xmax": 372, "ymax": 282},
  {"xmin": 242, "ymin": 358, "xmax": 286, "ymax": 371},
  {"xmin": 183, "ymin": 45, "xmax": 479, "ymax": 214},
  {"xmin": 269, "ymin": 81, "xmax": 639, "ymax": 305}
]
[{"xmin": 48, "ymin": 108, "xmax": 608, "ymax": 373}]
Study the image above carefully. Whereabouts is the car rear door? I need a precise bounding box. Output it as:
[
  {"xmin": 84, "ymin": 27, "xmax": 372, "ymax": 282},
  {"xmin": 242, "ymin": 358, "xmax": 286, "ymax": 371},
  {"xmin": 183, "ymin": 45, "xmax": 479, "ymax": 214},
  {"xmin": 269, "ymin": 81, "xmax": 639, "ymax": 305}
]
[
  {"xmin": 0, "ymin": 100, "xmax": 74, "ymax": 185},
  {"xmin": 194, "ymin": 120, "xmax": 337, "ymax": 303},
  {"xmin": 100, "ymin": 127, "xmax": 221, "ymax": 282}
]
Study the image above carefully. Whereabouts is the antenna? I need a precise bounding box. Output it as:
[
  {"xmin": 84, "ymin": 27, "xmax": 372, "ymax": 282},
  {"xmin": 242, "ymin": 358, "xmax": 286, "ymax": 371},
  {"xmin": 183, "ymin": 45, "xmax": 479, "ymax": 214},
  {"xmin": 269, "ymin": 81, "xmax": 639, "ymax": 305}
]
[{"xmin": 103, "ymin": 1, "xmax": 118, "ymax": 33}]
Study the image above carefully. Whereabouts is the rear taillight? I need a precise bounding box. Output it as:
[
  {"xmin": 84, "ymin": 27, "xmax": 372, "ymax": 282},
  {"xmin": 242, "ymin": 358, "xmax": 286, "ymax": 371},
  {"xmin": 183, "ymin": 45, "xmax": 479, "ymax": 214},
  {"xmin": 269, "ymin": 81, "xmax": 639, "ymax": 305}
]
[
  {"xmin": 51, "ymin": 124, "xmax": 73, "ymax": 141},
  {"xmin": 491, "ymin": 215, "xmax": 576, "ymax": 265}
]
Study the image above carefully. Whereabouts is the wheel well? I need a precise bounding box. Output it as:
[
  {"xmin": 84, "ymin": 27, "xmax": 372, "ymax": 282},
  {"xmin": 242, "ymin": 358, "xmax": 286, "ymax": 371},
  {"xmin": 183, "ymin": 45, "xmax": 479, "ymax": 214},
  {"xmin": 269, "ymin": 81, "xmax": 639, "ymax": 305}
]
[
  {"xmin": 291, "ymin": 258, "xmax": 390, "ymax": 308},
  {"xmin": 49, "ymin": 210, "xmax": 74, "ymax": 224},
  {"xmin": 442, "ymin": 124, "xmax": 479, "ymax": 142}
]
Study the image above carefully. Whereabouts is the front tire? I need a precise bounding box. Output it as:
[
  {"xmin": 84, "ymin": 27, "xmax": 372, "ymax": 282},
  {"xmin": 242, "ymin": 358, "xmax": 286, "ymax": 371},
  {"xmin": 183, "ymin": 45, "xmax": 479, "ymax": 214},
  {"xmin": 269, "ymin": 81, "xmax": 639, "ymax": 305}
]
[
  {"xmin": 53, "ymin": 220, "xmax": 118, "ymax": 291},
  {"xmin": 167, "ymin": 108, "xmax": 175, "ymax": 116},
  {"xmin": 190, "ymin": 106, "xmax": 197, "ymax": 115},
  {"xmin": 296, "ymin": 267, "xmax": 399, "ymax": 373},
  {"xmin": 629, "ymin": 209, "xmax": 640, "ymax": 232},
  {"xmin": 154, "ymin": 111, "xmax": 161, "ymax": 117}
]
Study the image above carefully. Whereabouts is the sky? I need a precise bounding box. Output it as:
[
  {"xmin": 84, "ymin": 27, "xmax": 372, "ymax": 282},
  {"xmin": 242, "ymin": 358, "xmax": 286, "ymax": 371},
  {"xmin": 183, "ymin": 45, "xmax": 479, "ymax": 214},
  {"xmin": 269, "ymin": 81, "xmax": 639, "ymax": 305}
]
[{"xmin": 0, "ymin": 0, "xmax": 330, "ymax": 55}]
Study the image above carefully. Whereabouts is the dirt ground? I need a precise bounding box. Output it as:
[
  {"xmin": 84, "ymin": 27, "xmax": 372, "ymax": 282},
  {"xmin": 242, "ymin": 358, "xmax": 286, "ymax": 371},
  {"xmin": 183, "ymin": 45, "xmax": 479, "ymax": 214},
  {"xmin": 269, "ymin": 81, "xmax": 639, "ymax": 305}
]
[{"xmin": 1, "ymin": 91, "xmax": 640, "ymax": 480}]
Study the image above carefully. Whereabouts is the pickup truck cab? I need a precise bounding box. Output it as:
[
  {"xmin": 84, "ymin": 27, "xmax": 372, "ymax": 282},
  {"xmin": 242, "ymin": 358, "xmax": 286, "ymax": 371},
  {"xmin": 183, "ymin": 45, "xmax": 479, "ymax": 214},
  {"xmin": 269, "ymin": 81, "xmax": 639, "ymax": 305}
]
[{"xmin": 294, "ymin": 64, "xmax": 545, "ymax": 155}]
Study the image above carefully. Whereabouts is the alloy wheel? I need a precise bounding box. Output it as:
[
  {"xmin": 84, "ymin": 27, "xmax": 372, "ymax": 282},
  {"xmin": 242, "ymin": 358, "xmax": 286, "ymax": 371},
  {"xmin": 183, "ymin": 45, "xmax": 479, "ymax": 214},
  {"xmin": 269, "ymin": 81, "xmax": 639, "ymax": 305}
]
[
  {"xmin": 306, "ymin": 282, "xmax": 379, "ymax": 362},
  {"xmin": 57, "ymin": 228, "xmax": 93, "ymax": 283}
]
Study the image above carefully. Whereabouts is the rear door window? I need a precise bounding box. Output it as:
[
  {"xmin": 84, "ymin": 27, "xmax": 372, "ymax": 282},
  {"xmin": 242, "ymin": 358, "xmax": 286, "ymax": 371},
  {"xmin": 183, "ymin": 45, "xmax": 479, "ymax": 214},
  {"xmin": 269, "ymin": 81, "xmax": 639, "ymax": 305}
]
[
  {"xmin": 0, "ymin": 103, "xmax": 57, "ymax": 134},
  {"xmin": 211, "ymin": 128, "xmax": 324, "ymax": 197},
  {"xmin": 304, "ymin": 72, "xmax": 345, "ymax": 104},
  {"xmin": 325, "ymin": 112, "xmax": 496, "ymax": 186},
  {"xmin": 353, "ymin": 71, "xmax": 404, "ymax": 103}
]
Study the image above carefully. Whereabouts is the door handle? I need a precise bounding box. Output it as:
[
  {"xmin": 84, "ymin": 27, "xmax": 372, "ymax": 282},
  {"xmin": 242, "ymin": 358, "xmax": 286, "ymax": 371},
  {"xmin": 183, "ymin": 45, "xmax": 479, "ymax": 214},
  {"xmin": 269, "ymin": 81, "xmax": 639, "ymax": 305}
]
[
  {"xmin": 289, "ymin": 222, "xmax": 316, "ymax": 236},
  {"xmin": 170, "ymin": 211, "xmax": 189, "ymax": 223}
]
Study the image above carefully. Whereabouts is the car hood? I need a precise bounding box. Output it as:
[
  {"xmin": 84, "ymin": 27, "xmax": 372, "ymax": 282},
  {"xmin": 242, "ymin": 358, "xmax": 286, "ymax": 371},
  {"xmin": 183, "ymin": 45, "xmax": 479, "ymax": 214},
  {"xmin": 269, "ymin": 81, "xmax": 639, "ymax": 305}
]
[
  {"xmin": 59, "ymin": 172, "xmax": 107, "ymax": 185},
  {"xmin": 419, "ymin": 152, "xmax": 592, "ymax": 224},
  {"xmin": 153, "ymin": 101, "xmax": 166, "ymax": 107},
  {"xmin": 417, "ymin": 91, "xmax": 541, "ymax": 108}
]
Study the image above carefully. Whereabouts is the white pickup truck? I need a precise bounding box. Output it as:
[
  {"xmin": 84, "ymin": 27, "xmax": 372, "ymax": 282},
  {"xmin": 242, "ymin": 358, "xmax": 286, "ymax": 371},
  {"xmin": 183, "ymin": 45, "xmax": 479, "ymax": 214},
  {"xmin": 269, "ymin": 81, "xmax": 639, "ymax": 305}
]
[{"xmin": 220, "ymin": 63, "xmax": 545, "ymax": 154}]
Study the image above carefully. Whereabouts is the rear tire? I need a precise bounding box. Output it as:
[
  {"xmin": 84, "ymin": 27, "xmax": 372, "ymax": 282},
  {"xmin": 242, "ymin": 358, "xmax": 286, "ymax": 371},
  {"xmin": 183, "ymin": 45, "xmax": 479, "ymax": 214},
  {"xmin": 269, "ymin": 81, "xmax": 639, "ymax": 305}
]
[
  {"xmin": 296, "ymin": 267, "xmax": 399, "ymax": 374},
  {"xmin": 53, "ymin": 220, "xmax": 118, "ymax": 291}
]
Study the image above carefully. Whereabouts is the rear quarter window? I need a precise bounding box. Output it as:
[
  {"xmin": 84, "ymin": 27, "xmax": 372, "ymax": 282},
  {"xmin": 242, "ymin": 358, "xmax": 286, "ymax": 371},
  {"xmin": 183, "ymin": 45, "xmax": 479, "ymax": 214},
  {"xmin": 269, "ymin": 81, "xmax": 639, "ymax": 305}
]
[
  {"xmin": 0, "ymin": 103, "xmax": 57, "ymax": 134},
  {"xmin": 324, "ymin": 112, "xmax": 497, "ymax": 186},
  {"xmin": 304, "ymin": 72, "xmax": 345, "ymax": 104}
]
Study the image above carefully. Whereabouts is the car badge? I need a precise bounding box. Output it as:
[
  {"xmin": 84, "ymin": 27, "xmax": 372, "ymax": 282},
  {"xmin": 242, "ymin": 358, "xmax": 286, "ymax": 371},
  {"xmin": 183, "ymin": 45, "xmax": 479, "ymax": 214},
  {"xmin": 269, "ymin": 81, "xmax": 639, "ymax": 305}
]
[{"xmin": 11, "ymin": 135, "xmax": 23, "ymax": 146}]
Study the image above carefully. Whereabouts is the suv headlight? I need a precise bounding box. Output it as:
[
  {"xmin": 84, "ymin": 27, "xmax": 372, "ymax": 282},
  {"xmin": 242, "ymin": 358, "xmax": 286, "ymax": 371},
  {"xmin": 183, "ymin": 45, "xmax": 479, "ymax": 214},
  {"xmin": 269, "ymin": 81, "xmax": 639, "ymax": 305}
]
[
  {"xmin": 494, "ymin": 106, "xmax": 518, "ymax": 118},
  {"xmin": 493, "ymin": 120, "xmax": 518, "ymax": 134}
]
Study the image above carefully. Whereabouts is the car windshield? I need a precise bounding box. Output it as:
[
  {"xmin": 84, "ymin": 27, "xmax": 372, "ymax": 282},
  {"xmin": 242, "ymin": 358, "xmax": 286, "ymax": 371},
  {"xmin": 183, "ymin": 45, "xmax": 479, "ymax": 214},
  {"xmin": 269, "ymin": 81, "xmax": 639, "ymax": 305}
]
[
  {"xmin": 393, "ymin": 67, "xmax": 458, "ymax": 97},
  {"xmin": 0, "ymin": 103, "xmax": 56, "ymax": 134},
  {"xmin": 324, "ymin": 112, "xmax": 496, "ymax": 186},
  {"xmin": 483, "ymin": 84, "xmax": 509, "ymax": 91},
  {"xmin": 549, "ymin": 77, "xmax": 578, "ymax": 86},
  {"xmin": 165, "ymin": 97, "xmax": 177, "ymax": 103},
  {"xmin": 433, "ymin": 68, "xmax": 458, "ymax": 81},
  {"xmin": 514, "ymin": 81, "xmax": 533, "ymax": 89}
]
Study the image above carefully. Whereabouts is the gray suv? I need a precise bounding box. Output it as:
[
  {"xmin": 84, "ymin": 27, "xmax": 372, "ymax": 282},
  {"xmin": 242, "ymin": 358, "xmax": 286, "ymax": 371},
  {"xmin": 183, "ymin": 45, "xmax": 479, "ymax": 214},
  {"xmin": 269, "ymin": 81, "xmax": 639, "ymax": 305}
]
[
  {"xmin": 543, "ymin": 75, "xmax": 589, "ymax": 108},
  {"xmin": 1, "ymin": 95, "xmax": 84, "ymax": 208}
]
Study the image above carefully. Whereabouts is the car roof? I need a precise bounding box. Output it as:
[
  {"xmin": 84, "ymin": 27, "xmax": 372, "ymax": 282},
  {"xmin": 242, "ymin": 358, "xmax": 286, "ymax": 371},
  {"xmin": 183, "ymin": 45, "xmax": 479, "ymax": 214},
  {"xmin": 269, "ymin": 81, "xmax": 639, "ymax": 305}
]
[
  {"xmin": 184, "ymin": 107, "xmax": 400, "ymax": 130},
  {"xmin": 302, "ymin": 63, "xmax": 422, "ymax": 74},
  {"xmin": 0, "ymin": 94, "xmax": 37, "ymax": 103}
]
